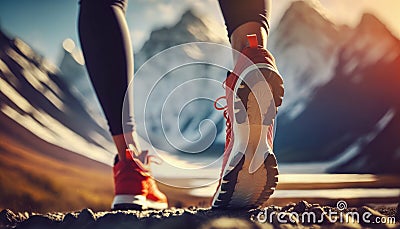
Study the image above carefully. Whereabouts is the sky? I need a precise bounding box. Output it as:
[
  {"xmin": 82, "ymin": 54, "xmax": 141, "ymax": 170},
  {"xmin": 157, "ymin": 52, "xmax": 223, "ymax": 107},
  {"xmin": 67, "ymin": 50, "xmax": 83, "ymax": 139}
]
[{"xmin": 0, "ymin": 0, "xmax": 399, "ymax": 64}]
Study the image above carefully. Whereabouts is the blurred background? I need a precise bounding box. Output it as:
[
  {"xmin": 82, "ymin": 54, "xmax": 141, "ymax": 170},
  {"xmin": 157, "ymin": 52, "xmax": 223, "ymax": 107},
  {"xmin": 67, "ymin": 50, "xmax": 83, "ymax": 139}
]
[{"xmin": 0, "ymin": 0, "xmax": 399, "ymax": 213}]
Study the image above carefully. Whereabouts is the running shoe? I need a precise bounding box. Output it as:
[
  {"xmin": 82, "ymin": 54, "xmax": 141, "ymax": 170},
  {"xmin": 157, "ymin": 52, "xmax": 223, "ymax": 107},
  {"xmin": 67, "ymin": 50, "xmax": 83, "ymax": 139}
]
[
  {"xmin": 112, "ymin": 148, "xmax": 168, "ymax": 210},
  {"xmin": 211, "ymin": 34, "xmax": 283, "ymax": 209}
]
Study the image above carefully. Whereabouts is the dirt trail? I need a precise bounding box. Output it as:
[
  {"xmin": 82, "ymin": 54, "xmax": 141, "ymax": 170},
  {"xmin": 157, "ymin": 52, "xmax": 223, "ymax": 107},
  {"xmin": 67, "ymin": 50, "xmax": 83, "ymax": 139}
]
[{"xmin": 1, "ymin": 201, "xmax": 398, "ymax": 229}]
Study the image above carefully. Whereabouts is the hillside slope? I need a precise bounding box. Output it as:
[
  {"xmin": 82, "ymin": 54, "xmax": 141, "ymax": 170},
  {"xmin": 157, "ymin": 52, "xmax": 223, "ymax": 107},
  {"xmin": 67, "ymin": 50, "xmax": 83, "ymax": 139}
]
[{"xmin": 0, "ymin": 115, "xmax": 113, "ymax": 212}]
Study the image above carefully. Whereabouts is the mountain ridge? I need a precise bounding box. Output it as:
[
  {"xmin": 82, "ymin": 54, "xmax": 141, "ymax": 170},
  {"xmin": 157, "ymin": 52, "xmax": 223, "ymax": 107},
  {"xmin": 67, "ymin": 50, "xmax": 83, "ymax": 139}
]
[{"xmin": 274, "ymin": 3, "xmax": 400, "ymax": 173}]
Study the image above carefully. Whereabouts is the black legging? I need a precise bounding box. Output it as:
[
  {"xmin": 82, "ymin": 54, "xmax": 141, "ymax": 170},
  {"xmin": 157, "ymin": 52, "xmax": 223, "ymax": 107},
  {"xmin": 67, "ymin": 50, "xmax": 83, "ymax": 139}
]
[{"xmin": 78, "ymin": 0, "xmax": 271, "ymax": 135}]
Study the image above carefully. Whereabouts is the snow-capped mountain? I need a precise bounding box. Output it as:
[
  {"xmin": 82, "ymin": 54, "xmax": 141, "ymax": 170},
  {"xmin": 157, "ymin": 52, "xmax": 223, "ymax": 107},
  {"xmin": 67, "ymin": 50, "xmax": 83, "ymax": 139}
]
[
  {"xmin": 268, "ymin": 1, "xmax": 344, "ymax": 119},
  {"xmin": 133, "ymin": 10, "xmax": 230, "ymax": 158},
  {"xmin": 0, "ymin": 30, "xmax": 115, "ymax": 165},
  {"xmin": 135, "ymin": 10, "xmax": 229, "ymax": 69},
  {"xmin": 326, "ymin": 13, "xmax": 400, "ymax": 173},
  {"xmin": 274, "ymin": 8, "xmax": 400, "ymax": 173}
]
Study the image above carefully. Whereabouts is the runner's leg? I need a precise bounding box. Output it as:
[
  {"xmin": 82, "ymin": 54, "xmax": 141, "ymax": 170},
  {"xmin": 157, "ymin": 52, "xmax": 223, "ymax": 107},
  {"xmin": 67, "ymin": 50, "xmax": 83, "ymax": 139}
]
[{"xmin": 78, "ymin": 0, "xmax": 140, "ymax": 160}]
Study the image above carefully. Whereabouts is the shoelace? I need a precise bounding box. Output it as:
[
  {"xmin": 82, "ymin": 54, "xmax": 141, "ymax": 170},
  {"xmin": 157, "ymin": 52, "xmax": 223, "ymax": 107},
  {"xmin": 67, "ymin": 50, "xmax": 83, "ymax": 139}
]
[
  {"xmin": 127, "ymin": 144, "xmax": 162, "ymax": 172},
  {"xmin": 213, "ymin": 80, "xmax": 232, "ymax": 146}
]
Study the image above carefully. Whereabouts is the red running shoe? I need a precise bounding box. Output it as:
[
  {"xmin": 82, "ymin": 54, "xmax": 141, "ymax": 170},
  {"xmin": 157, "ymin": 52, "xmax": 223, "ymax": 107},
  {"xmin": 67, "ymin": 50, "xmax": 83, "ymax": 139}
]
[
  {"xmin": 211, "ymin": 34, "xmax": 283, "ymax": 209},
  {"xmin": 111, "ymin": 149, "xmax": 168, "ymax": 210}
]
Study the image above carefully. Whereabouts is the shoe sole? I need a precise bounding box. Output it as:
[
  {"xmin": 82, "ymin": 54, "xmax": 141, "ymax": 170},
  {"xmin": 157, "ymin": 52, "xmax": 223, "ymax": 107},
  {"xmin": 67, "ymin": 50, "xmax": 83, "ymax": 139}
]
[
  {"xmin": 111, "ymin": 195, "xmax": 168, "ymax": 210},
  {"xmin": 212, "ymin": 65, "xmax": 279, "ymax": 209}
]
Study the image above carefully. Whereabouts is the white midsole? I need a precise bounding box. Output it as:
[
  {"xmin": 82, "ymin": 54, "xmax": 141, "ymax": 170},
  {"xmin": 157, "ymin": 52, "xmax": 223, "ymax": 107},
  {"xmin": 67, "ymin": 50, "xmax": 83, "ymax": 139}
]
[
  {"xmin": 147, "ymin": 200, "xmax": 168, "ymax": 210},
  {"xmin": 112, "ymin": 194, "xmax": 146, "ymax": 208}
]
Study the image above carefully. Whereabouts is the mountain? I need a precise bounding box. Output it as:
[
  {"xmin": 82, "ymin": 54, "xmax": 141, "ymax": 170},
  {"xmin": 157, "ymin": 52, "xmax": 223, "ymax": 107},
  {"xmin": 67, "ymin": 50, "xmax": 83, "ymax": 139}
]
[
  {"xmin": 132, "ymin": 10, "xmax": 230, "ymax": 158},
  {"xmin": 135, "ymin": 10, "xmax": 229, "ymax": 69},
  {"xmin": 0, "ymin": 33, "xmax": 115, "ymax": 164},
  {"xmin": 326, "ymin": 13, "xmax": 400, "ymax": 173},
  {"xmin": 273, "ymin": 6, "xmax": 400, "ymax": 174},
  {"xmin": 268, "ymin": 1, "xmax": 343, "ymax": 118}
]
